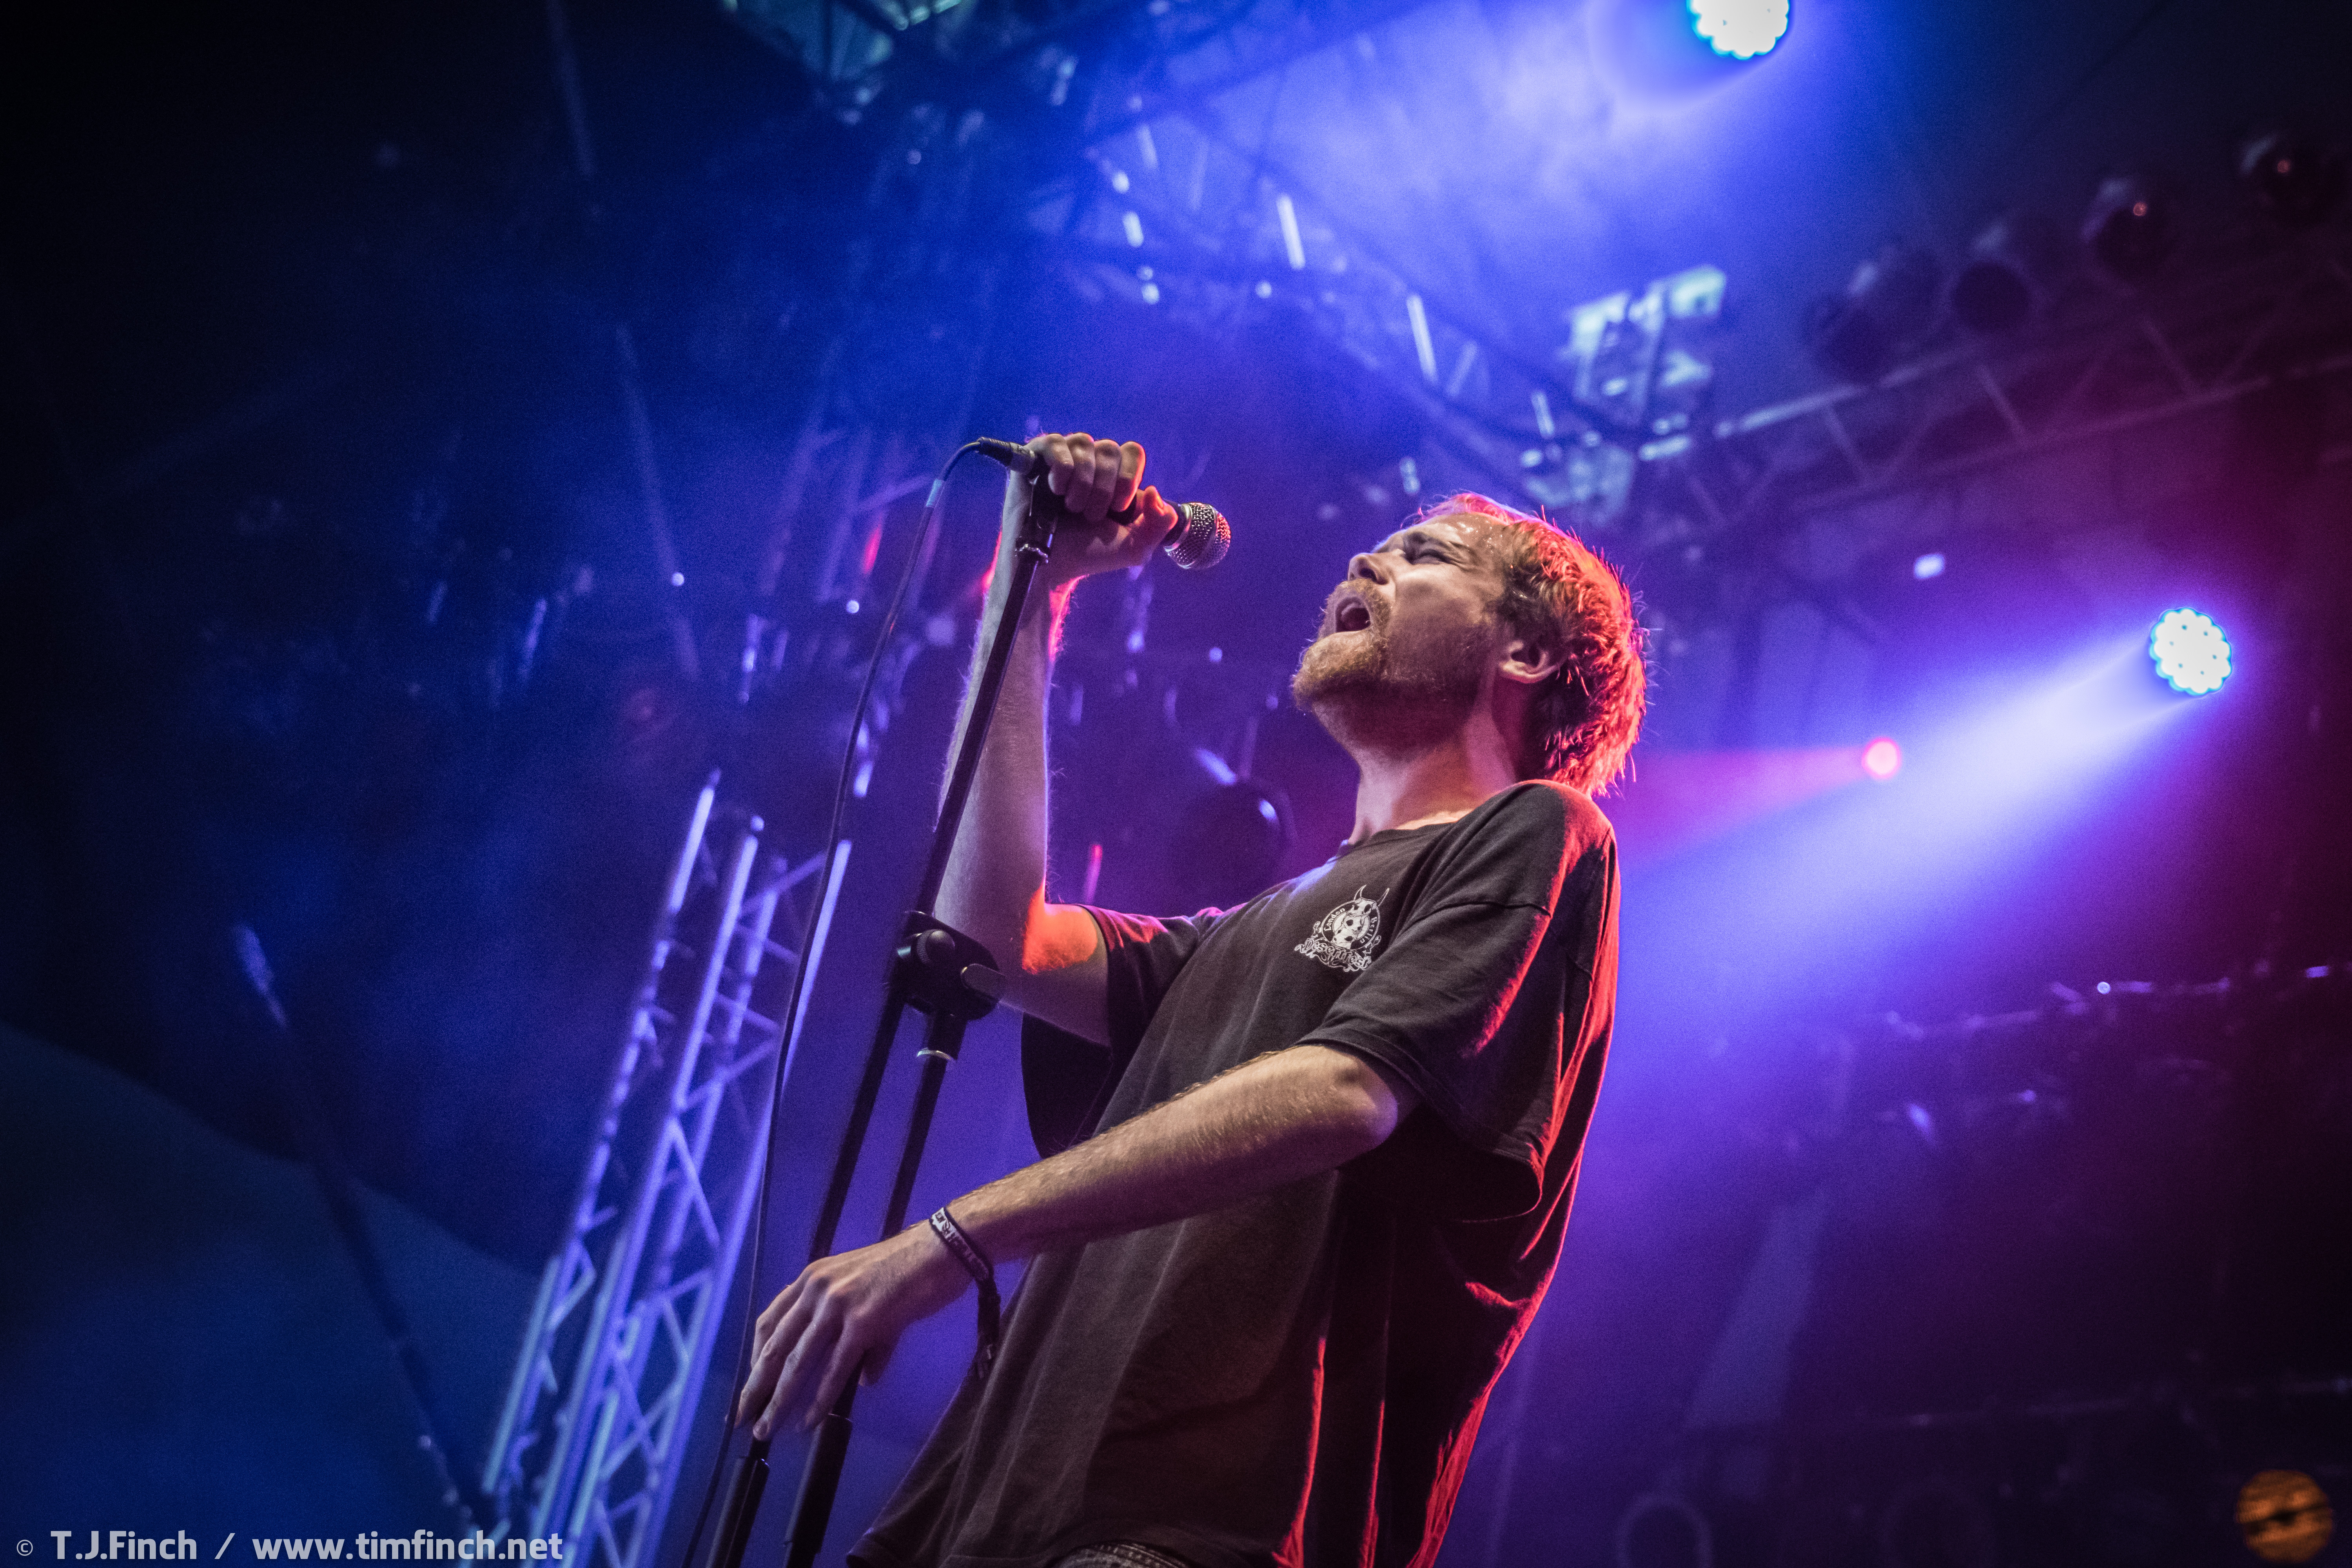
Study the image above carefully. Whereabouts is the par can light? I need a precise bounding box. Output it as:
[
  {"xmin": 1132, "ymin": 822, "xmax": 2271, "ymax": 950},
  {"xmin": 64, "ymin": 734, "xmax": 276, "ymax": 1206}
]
[
  {"xmin": 2149, "ymin": 608, "xmax": 2231, "ymax": 695},
  {"xmin": 2083, "ymin": 175, "xmax": 2176, "ymax": 285},
  {"xmin": 1688, "ymin": 0, "xmax": 1788, "ymax": 60},
  {"xmin": 1803, "ymin": 243, "xmax": 1940, "ymax": 384},
  {"xmin": 2239, "ymin": 127, "xmax": 2345, "ymax": 230}
]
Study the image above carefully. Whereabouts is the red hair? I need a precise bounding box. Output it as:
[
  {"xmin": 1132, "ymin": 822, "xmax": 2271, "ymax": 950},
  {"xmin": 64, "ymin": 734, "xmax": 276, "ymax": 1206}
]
[{"xmin": 1424, "ymin": 493, "xmax": 1647, "ymax": 795}]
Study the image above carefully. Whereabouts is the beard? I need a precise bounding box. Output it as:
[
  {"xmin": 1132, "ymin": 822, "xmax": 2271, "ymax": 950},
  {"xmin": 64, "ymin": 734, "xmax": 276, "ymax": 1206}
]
[{"xmin": 1291, "ymin": 588, "xmax": 1491, "ymax": 757}]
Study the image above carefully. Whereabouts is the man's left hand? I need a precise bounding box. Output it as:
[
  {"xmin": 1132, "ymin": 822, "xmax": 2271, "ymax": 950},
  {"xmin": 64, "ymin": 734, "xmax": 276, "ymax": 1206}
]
[{"xmin": 733, "ymin": 1223, "xmax": 970, "ymax": 1438}]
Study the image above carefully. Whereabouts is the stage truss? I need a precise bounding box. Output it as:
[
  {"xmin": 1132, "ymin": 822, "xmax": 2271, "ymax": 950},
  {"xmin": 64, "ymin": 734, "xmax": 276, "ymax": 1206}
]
[
  {"xmin": 729, "ymin": 0, "xmax": 2352, "ymax": 586},
  {"xmin": 1073, "ymin": 172, "xmax": 2352, "ymax": 559},
  {"xmin": 1639, "ymin": 232, "xmax": 2352, "ymax": 552},
  {"xmin": 482, "ymin": 777, "xmax": 849, "ymax": 1568}
]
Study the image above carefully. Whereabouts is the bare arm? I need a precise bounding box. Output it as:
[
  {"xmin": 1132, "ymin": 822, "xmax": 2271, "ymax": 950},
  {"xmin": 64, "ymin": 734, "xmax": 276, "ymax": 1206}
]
[
  {"xmin": 935, "ymin": 433, "xmax": 1179, "ymax": 1044},
  {"xmin": 734, "ymin": 1042, "xmax": 1417, "ymax": 1437},
  {"xmin": 947, "ymin": 1043, "xmax": 1416, "ymax": 1257},
  {"xmin": 733, "ymin": 433, "xmax": 1418, "ymax": 1441}
]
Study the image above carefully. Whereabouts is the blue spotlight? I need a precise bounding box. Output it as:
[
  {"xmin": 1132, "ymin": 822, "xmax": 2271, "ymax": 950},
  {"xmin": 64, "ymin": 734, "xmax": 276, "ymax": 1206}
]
[
  {"xmin": 2148, "ymin": 608, "xmax": 2231, "ymax": 695},
  {"xmin": 1688, "ymin": 0, "xmax": 1788, "ymax": 59}
]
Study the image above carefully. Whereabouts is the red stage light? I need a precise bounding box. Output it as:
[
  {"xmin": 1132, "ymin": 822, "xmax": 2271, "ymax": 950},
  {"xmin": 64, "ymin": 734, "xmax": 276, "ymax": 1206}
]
[{"xmin": 1862, "ymin": 737, "xmax": 1902, "ymax": 780}]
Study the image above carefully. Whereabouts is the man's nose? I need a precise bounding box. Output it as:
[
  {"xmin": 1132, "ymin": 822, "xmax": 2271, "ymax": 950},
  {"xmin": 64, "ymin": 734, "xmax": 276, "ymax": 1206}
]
[{"xmin": 1347, "ymin": 550, "xmax": 1390, "ymax": 584}]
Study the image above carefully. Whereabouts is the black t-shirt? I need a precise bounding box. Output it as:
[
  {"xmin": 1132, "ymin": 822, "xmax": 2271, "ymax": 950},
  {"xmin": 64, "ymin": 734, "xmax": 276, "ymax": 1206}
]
[{"xmin": 849, "ymin": 780, "xmax": 1620, "ymax": 1568}]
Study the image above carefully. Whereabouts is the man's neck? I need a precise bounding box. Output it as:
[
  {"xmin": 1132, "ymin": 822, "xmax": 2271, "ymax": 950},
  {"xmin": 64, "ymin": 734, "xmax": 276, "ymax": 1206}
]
[{"xmin": 1343, "ymin": 722, "xmax": 1521, "ymax": 844}]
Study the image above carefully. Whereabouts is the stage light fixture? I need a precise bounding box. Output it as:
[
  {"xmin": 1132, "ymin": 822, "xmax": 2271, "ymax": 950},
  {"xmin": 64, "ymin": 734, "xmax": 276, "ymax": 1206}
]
[
  {"xmin": 1688, "ymin": 0, "xmax": 1787, "ymax": 59},
  {"xmin": 1161, "ymin": 747, "xmax": 1291, "ymax": 911},
  {"xmin": 2237, "ymin": 1469, "xmax": 2334, "ymax": 1564},
  {"xmin": 2082, "ymin": 175, "xmax": 2176, "ymax": 284},
  {"xmin": 2239, "ymin": 127, "xmax": 2345, "ymax": 230},
  {"xmin": 1802, "ymin": 243, "xmax": 1940, "ymax": 384},
  {"xmin": 1949, "ymin": 211, "xmax": 2059, "ymax": 335},
  {"xmin": 1862, "ymin": 737, "xmax": 1902, "ymax": 780},
  {"xmin": 2148, "ymin": 608, "xmax": 2231, "ymax": 695}
]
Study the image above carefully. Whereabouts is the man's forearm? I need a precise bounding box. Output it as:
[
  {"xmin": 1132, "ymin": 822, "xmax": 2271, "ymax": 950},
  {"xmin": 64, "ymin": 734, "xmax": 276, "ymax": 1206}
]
[
  {"xmin": 730, "ymin": 1041, "xmax": 1408, "ymax": 1439},
  {"xmin": 935, "ymin": 573, "xmax": 1067, "ymax": 972},
  {"xmin": 948, "ymin": 1044, "xmax": 1410, "ymax": 1262}
]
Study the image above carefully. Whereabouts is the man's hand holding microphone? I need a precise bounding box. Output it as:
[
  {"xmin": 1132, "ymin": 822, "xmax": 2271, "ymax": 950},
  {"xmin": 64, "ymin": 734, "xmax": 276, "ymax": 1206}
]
[
  {"xmin": 980, "ymin": 434, "xmax": 1227, "ymax": 615},
  {"xmin": 730, "ymin": 432, "xmax": 1216, "ymax": 1443}
]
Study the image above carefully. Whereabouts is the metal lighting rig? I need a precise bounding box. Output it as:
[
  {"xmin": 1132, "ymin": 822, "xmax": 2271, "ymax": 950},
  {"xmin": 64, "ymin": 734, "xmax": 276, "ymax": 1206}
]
[
  {"xmin": 1636, "ymin": 229, "xmax": 2352, "ymax": 554},
  {"xmin": 481, "ymin": 776, "xmax": 850, "ymax": 1568}
]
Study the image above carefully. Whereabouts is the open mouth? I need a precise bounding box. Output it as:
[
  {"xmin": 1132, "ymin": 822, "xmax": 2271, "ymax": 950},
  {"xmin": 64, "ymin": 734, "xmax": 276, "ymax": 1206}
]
[{"xmin": 1332, "ymin": 595, "xmax": 1373, "ymax": 634}]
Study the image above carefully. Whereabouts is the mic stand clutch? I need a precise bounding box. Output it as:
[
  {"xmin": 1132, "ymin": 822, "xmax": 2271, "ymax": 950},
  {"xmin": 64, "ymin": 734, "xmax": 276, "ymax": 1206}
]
[{"xmin": 702, "ymin": 472, "xmax": 1066, "ymax": 1568}]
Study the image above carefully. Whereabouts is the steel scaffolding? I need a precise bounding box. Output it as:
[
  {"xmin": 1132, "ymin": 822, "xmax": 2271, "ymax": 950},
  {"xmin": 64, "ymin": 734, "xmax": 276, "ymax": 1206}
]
[
  {"xmin": 484, "ymin": 773, "xmax": 850, "ymax": 1568},
  {"xmin": 1641, "ymin": 233, "xmax": 2352, "ymax": 544}
]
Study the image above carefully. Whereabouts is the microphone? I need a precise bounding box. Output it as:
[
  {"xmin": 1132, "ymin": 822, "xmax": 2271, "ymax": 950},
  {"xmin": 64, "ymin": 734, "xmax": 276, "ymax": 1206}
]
[{"xmin": 972, "ymin": 438, "xmax": 1230, "ymax": 571}]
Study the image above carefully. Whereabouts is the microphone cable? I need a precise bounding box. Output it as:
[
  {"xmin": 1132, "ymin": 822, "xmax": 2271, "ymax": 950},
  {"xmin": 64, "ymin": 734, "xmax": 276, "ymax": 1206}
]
[{"xmin": 677, "ymin": 438, "xmax": 998, "ymax": 1568}]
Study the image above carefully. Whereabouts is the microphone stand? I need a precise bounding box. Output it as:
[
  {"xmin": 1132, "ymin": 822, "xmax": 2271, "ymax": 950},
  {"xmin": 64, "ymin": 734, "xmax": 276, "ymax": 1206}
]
[{"xmin": 701, "ymin": 472, "xmax": 1064, "ymax": 1568}]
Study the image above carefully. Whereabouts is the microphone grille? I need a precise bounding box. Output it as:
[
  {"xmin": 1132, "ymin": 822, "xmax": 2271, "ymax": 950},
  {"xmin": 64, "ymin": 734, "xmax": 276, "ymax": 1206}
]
[{"xmin": 1164, "ymin": 502, "xmax": 1231, "ymax": 571}]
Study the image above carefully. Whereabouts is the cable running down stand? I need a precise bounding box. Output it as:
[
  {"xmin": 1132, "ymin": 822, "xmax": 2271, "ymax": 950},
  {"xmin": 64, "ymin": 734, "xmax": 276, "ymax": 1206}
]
[{"xmin": 702, "ymin": 473, "xmax": 1072, "ymax": 1568}]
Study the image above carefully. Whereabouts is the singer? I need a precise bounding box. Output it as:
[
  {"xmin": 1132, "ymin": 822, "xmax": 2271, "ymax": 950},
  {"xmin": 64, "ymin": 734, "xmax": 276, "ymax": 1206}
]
[{"xmin": 735, "ymin": 433, "xmax": 1646, "ymax": 1568}]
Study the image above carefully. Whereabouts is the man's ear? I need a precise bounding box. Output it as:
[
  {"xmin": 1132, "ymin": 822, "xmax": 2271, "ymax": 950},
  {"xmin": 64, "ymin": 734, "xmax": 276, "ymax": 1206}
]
[{"xmin": 1497, "ymin": 632, "xmax": 1565, "ymax": 689}]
